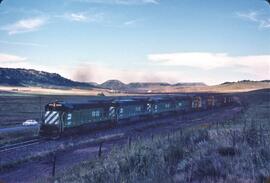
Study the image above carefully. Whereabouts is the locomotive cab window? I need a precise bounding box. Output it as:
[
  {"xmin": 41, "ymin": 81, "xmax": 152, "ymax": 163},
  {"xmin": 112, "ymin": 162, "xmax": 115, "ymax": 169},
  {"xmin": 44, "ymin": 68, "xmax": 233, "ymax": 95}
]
[
  {"xmin": 119, "ymin": 107, "xmax": 124, "ymax": 118},
  {"xmin": 165, "ymin": 103, "xmax": 170, "ymax": 108},
  {"xmin": 135, "ymin": 106, "xmax": 141, "ymax": 112},
  {"xmin": 92, "ymin": 110, "xmax": 100, "ymax": 117},
  {"xmin": 119, "ymin": 108, "xmax": 124, "ymax": 113}
]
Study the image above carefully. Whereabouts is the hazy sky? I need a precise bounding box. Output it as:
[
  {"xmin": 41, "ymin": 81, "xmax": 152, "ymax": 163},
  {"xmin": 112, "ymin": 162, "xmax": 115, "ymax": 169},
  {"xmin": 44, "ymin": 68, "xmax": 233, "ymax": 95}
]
[{"xmin": 0, "ymin": 0, "xmax": 269, "ymax": 85}]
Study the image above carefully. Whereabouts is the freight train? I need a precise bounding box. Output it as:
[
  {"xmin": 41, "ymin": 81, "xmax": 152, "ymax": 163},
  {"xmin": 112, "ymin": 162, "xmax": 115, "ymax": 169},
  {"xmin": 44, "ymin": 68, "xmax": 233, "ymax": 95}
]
[{"xmin": 39, "ymin": 94, "xmax": 234, "ymax": 138}]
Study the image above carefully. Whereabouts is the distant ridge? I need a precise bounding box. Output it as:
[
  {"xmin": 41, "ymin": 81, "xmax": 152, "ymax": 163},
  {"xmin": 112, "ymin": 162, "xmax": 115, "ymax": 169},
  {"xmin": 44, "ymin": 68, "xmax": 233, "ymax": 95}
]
[
  {"xmin": 221, "ymin": 80, "xmax": 270, "ymax": 85},
  {"xmin": 0, "ymin": 68, "xmax": 207, "ymax": 90},
  {"xmin": 128, "ymin": 82, "xmax": 171, "ymax": 88},
  {"xmin": 0, "ymin": 68, "xmax": 268, "ymax": 93},
  {"xmin": 173, "ymin": 82, "xmax": 206, "ymax": 87},
  {"xmin": 0, "ymin": 68, "xmax": 94, "ymax": 88},
  {"xmin": 99, "ymin": 80, "xmax": 207, "ymax": 90}
]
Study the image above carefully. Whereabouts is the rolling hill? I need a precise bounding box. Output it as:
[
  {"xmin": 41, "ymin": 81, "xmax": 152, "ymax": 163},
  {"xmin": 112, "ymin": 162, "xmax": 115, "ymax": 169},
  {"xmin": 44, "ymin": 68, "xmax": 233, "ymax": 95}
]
[
  {"xmin": 0, "ymin": 68, "xmax": 94, "ymax": 88},
  {"xmin": 100, "ymin": 80, "xmax": 207, "ymax": 91},
  {"xmin": 0, "ymin": 67, "xmax": 269, "ymax": 94}
]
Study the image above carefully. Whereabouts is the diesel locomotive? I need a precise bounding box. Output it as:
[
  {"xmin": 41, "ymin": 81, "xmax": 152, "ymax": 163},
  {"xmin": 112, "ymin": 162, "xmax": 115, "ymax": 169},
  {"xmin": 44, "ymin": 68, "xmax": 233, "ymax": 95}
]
[{"xmin": 39, "ymin": 94, "xmax": 234, "ymax": 138}]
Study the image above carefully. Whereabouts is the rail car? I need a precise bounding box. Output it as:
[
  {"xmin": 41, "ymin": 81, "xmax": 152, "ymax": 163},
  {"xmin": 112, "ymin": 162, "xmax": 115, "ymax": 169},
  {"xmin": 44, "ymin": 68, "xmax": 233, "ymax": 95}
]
[{"xmin": 39, "ymin": 94, "xmax": 234, "ymax": 138}]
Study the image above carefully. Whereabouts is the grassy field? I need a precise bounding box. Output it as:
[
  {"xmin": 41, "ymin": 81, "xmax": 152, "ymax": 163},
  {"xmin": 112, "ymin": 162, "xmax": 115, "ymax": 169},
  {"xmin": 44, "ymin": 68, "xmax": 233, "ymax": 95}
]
[
  {"xmin": 47, "ymin": 89, "xmax": 270, "ymax": 183},
  {"xmin": 0, "ymin": 94, "xmax": 113, "ymax": 127},
  {"xmin": 1, "ymin": 83, "xmax": 269, "ymax": 127},
  {"xmin": 0, "ymin": 81, "xmax": 269, "ymax": 126}
]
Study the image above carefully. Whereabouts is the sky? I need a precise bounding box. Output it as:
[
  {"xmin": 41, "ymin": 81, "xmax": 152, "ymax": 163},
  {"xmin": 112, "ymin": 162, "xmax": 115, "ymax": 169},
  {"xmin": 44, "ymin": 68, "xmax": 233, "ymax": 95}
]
[{"xmin": 0, "ymin": 0, "xmax": 269, "ymax": 85}]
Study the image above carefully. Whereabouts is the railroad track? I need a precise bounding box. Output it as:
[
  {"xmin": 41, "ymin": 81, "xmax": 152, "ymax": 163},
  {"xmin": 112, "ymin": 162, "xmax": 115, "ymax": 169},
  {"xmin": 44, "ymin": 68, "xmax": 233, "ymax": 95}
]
[{"xmin": 0, "ymin": 137, "xmax": 46, "ymax": 152}]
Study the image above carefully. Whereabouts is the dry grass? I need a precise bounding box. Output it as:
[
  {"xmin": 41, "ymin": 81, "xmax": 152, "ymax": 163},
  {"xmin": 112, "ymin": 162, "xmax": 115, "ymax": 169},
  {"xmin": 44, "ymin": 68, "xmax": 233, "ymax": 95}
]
[
  {"xmin": 0, "ymin": 126, "xmax": 39, "ymax": 145},
  {"xmin": 0, "ymin": 133, "xmax": 125, "ymax": 171},
  {"xmin": 148, "ymin": 82, "xmax": 270, "ymax": 93},
  {"xmin": 0, "ymin": 94, "xmax": 113, "ymax": 127},
  {"xmin": 0, "ymin": 81, "xmax": 269, "ymax": 96},
  {"xmin": 0, "ymin": 86, "xmax": 108, "ymax": 96}
]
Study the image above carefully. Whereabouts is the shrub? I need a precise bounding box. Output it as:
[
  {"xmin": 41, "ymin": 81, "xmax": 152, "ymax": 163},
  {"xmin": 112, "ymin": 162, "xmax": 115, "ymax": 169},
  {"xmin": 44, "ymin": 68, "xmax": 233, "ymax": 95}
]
[
  {"xmin": 192, "ymin": 157, "xmax": 223, "ymax": 181},
  {"xmin": 217, "ymin": 146, "xmax": 239, "ymax": 157},
  {"xmin": 245, "ymin": 123, "xmax": 259, "ymax": 147}
]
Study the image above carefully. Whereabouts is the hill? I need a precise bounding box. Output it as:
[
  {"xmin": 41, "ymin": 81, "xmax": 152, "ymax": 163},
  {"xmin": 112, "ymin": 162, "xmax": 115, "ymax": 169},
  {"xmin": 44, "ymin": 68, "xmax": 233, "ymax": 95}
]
[
  {"xmin": 216, "ymin": 80, "xmax": 270, "ymax": 91},
  {"xmin": 99, "ymin": 80, "xmax": 207, "ymax": 91},
  {"xmin": 0, "ymin": 68, "xmax": 268, "ymax": 94},
  {"xmin": 0, "ymin": 68, "xmax": 94, "ymax": 88},
  {"xmin": 128, "ymin": 82, "xmax": 171, "ymax": 88},
  {"xmin": 100, "ymin": 80, "xmax": 127, "ymax": 90},
  {"xmin": 173, "ymin": 82, "xmax": 206, "ymax": 87}
]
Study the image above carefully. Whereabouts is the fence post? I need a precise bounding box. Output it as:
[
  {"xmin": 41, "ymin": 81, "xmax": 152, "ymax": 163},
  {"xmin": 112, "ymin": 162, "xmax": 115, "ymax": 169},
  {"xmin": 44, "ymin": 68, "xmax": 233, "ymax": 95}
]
[
  {"xmin": 232, "ymin": 131, "xmax": 236, "ymax": 148},
  {"xmin": 98, "ymin": 142, "xmax": 103, "ymax": 158},
  {"xmin": 260, "ymin": 123, "xmax": 263, "ymax": 145},
  {"xmin": 39, "ymin": 95, "xmax": 42, "ymax": 123},
  {"xmin": 151, "ymin": 134, "xmax": 154, "ymax": 141},
  {"xmin": 52, "ymin": 152, "xmax": 56, "ymax": 177}
]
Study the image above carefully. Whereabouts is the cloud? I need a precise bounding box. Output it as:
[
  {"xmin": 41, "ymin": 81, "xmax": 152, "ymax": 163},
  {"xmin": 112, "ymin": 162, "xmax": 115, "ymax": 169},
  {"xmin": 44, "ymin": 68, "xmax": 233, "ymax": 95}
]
[
  {"xmin": 59, "ymin": 12, "xmax": 104, "ymax": 23},
  {"xmin": 0, "ymin": 58, "xmax": 269, "ymax": 85},
  {"xmin": 0, "ymin": 52, "xmax": 269, "ymax": 85},
  {"xmin": 1, "ymin": 17, "xmax": 47, "ymax": 35},
  {"xmin": 123, "ymin": 19, "xmax": 142, "ymax": 26},
  {"xmin": 237, "ymin": 11, "xmax": 270, "ymax": 29},
  {"xmin": 64, "ymin": 13, "xmax": 88, "ymax": 22},
  {"xmin": 148, "ymin": 52, "xmax": 270, "ymax": 79},
  {"xmin": 0, "ymin": 40, "xmax": 46, "ymax": 47},
  {"xmin": 148, "ymin": 52, "xmax": 229, "ymax": 70},
  {"xmin": 0, "ymin": 53, "xmax": 26, "ymax": 63},
  {"xmin": 71, "ymin": 0, "xmax": 159, "ymax": 5}
]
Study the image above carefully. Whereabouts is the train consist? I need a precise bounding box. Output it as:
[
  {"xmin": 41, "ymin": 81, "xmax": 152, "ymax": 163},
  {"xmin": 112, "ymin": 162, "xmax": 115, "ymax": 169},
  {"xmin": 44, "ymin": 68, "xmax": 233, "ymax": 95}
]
[{"xmin": 40, "ymin": 94, "xmax": 234, "ymax": 137}]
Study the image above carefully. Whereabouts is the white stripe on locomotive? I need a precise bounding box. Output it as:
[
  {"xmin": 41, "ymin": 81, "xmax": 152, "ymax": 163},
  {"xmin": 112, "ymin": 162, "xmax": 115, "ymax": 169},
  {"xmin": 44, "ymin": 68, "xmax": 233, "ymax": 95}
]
[
  {"xmin": 44, "ymin": 111, "xmax": 53, "ymax": 124},
  {"xmin": 45, "ymin": 111, "xmax": 58, "ymax": 124},
  {"xmin": 45, "ymin": 111, "xmax": 57, "ymax": 123},
  {"xmin": 147, "ymin": 103, "xmax": 151, "ymax": 112},
  {"xmin": 45, "ymin": 111, "xmax": 51, "ymax": 118},
  {"xmin": 109, "ymin": 107, "xmax": 115, "ymax": 117},
  {"xmin": 48, "ymin": 114, "xmax": 59, "ymax": 124}
]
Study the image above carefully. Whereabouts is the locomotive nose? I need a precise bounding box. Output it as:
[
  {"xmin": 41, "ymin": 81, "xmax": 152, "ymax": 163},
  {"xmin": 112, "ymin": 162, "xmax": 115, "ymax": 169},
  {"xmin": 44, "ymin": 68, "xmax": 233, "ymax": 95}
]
[{"xmin": 44, "ymin": 111, "xmax": 60, "ymax": 125}]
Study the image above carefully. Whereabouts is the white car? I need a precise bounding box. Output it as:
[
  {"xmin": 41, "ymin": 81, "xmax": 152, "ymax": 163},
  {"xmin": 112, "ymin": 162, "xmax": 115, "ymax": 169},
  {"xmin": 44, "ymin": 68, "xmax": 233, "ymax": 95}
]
[{"xmin": 22, "ymin": 119, "xmax": 38, "ymax": 126}]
